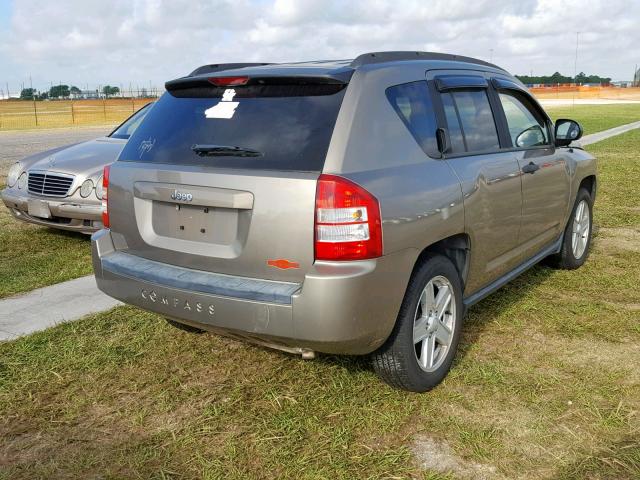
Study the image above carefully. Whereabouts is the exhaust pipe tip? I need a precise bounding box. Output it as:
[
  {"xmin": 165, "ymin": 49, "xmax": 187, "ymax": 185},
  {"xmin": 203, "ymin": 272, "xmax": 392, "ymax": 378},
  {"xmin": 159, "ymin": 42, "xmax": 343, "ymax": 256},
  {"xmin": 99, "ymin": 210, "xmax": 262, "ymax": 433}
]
[{"xmin": 301, "ymin": 349, "xmax": 316, "ymax": 360}]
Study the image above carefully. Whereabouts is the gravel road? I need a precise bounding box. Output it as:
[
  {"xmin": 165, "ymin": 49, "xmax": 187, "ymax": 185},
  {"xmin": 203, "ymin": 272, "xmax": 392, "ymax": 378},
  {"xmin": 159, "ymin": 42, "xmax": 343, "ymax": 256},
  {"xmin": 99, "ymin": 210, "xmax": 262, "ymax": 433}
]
[{"xmin": 0, "ymin": 126, "xmax": 112, "ymax": 180}]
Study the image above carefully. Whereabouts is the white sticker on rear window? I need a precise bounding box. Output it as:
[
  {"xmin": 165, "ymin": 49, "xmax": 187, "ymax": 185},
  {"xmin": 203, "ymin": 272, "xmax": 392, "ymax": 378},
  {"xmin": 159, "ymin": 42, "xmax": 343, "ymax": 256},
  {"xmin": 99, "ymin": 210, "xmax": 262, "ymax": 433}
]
[
  {"xmin": 205, "ymin": 88, "xmax": 239, "ymax": 119},
  {"xmin": 138, "ymin": 137, "xmax": 156, "ymax": 158}
]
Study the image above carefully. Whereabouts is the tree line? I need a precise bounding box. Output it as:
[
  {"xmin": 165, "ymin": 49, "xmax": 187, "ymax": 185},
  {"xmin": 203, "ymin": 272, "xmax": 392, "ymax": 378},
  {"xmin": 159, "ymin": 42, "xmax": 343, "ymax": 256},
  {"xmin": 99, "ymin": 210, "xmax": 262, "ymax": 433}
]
[
  {"xmin": 14, "ymin": 71, "xmax": 614, "ymax": 101},
  {"xmin": 19, "ymin": 85, "xmax": 121, "ymax": 100},
  {"xmin": 515, "ymin": 71, "xmax": 612, "ymax": 85}
]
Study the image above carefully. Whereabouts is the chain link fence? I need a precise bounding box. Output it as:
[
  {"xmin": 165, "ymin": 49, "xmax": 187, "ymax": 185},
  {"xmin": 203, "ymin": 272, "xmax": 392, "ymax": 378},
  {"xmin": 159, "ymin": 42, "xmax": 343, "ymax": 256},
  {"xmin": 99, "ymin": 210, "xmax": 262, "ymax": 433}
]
[
  {"xmin": 0, "ymin": 91, "xmax": 159, "ymax": 130},
  {"xmin": 528, "ymin": 85, "xmax": 640, "ymax": 100}
]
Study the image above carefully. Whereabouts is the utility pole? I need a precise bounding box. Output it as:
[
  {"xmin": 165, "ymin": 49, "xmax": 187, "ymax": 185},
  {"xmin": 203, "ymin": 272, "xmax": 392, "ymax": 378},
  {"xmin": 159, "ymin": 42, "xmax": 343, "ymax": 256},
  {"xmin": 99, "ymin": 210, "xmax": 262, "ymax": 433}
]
[
  {"xmin": 573, "ymin": 32, "xmax": 580, "ymax": 84},
  {"xmin": 572, "ymin": 31, "xmax": 580, "ymax": 106}
]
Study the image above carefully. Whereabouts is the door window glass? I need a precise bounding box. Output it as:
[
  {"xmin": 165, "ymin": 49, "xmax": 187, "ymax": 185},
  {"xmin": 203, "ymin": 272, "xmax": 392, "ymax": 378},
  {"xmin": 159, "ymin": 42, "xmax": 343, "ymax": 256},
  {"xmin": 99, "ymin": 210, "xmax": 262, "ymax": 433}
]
[
  {"xmin": 449, "ymin": 90, "xmax": 500, "ymax": 152},
  {"xmin": 441, "ymin": 93, "xmax": 465, "ymax": 153},
  {"xmin": 499, "ymin": 92, "xmax": 549, "ymax": 148}
]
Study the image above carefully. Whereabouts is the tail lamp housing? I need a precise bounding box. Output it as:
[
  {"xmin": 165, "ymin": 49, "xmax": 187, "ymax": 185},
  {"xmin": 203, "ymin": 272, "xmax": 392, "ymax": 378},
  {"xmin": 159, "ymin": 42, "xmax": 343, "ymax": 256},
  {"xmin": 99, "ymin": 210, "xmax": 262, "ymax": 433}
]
[
  {"xmin": 101, "ymin": 165, "xmax": 110, "ymax": 228},
  {"xmin": 314, "ymin": 174, "xmax": 383, "ymax": 261}
]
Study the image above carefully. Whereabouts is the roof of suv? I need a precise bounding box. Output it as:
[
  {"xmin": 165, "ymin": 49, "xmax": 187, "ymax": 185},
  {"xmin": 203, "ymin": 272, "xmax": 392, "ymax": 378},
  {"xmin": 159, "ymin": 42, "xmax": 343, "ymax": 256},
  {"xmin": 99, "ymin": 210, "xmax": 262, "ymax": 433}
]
[{"xmin": 180, "ymin": 51, "xmax": 507, "ymax": 85}]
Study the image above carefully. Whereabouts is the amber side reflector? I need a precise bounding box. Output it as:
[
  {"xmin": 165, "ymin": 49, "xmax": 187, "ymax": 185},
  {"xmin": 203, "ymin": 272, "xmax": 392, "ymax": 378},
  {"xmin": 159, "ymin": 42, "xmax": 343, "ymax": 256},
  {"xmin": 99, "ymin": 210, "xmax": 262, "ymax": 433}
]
[{"xmin": 267, "ymin": 259, "xmax": 300, "ymax": 270}]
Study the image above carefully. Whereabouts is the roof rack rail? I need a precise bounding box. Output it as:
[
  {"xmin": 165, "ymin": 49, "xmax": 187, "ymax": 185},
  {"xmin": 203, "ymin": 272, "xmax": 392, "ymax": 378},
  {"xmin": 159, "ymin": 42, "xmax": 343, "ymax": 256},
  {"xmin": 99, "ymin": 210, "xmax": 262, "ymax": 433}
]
[
  {"xmin": 350, "ymin": 51, "xmax": 505, "ymax": 71},
  {"xmin": 188, "ymin": 63, "xmax": 274, "ymax": 77}
]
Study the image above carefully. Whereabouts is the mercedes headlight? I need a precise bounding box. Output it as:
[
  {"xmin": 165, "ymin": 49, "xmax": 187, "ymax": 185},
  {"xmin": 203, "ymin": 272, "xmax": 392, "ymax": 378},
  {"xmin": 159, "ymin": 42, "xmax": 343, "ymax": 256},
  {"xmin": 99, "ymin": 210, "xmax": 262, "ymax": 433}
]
[
  {"xmin": 17, "ymin": 172, "xmax": 27, "ymax": 190},
  {"xmin": 7, "ymin": 163, "xmax": 22, "ymax": 187},
  {"xmin": 95, "ymin": 175, "xmax": 104, "ymax": 200},
  {"xmin": 80, "ymin": 179, "xmax": 94, "ymax": 198}
]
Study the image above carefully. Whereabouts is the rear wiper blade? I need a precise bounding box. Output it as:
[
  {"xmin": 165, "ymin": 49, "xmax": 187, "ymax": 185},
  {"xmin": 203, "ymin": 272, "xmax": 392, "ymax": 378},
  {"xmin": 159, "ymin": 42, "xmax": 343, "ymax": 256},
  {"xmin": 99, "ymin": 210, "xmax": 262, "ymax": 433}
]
[{"xmin": 191, "ymin": 144, "xmax": 263, "ymax": 157}]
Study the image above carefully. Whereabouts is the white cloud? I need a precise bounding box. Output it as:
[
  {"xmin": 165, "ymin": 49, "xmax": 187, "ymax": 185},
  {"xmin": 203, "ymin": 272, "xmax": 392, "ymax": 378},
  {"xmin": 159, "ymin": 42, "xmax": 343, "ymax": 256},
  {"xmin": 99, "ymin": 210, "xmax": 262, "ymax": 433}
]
[{"xmin": 0, "ymin": 0, "xmax": 638, "ymax": 93}]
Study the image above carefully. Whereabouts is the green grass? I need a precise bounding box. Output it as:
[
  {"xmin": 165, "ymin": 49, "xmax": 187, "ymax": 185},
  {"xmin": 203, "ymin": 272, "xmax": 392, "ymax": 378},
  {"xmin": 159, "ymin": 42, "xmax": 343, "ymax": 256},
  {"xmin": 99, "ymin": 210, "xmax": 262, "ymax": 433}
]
[
  {"xmin": 545, "ymin": 103, "xmax": 640, "ymax": 135},
  {"xmin": 1, "ymin": 118, "xmax": 639, "ymax": 479},
  {"xmin": 0, "ymin": 197, "xmax": 92, "ymax": 298}
]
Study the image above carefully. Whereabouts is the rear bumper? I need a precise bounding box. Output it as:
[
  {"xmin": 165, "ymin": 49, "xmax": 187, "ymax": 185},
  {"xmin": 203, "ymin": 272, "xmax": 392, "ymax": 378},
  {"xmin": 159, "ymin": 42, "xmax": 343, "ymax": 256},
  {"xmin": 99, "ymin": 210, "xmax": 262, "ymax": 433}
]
[
  {"xmin": 1, "ymin": 188, "xmax": 102, "ymax": 234},
  {"xmin": 92, "ymin": 229, "xmax": 416, "ymax": 355}
]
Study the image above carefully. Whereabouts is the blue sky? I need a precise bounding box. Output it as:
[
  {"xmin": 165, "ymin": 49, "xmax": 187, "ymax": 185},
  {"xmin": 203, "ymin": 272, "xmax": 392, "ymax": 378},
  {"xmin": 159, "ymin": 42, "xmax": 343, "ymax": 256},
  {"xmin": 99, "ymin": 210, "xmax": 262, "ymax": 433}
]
[
  {"xmin": 0, "ymin": 0, "xmax": 10, "ymax": 27},
  {"xmin": 0, "ymin": 0, "xmax": 638, "ymax": 95}
]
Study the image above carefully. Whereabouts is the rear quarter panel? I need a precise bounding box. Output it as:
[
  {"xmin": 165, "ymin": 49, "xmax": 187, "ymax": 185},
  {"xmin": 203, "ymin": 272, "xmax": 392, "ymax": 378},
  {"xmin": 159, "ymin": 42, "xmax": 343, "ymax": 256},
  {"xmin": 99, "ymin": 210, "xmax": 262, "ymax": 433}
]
[{"xmin": 323, "ymin": 62, "xmax": 465, "ymax": 291}]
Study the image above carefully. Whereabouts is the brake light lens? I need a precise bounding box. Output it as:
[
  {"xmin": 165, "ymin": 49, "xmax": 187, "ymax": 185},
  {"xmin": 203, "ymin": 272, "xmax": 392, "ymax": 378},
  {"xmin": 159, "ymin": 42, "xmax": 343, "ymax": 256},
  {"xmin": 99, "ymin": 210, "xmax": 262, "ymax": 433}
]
[
  {"xmin": 208, "ymin": 76, "xmax": 249, "ymax": 87},
  {"xmin": 101, "ymin": 165, "xmax": 110, "ymax": 228},
  {"xmin": 315, "ymin": 174, "xmax": 383, "ymax": 261}
]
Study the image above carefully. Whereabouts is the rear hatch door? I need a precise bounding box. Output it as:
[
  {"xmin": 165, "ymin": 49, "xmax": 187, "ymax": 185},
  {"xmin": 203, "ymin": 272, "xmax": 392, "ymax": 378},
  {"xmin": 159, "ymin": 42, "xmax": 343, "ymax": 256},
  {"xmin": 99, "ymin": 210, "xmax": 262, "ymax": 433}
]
[{"xmin": 107, "ymin": 74, "xmax": 348, "ymax": 283}]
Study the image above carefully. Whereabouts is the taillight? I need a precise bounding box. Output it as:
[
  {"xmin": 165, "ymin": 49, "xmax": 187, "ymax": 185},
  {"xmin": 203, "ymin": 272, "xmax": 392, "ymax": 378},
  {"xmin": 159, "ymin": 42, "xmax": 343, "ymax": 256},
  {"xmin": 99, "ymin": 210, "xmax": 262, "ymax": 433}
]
[
  {"xmin": 315, "ymin": 174, "xmax": 383, "ymax": 261},
  {"xmin": 101, "ymin": 165, "xmax": 110, "ymax": 228},
  {"xmin": 208, "ymin": 76, "xmax": 249, "ymax": 87}
]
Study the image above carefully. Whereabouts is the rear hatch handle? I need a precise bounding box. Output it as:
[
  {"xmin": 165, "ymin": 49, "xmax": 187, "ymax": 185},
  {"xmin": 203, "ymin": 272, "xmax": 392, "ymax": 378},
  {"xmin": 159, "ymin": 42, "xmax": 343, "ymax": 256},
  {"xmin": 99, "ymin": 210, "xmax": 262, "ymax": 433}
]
[{"xmin": 134, "ymin": 182, "xmax": 254, "ymax": 209}]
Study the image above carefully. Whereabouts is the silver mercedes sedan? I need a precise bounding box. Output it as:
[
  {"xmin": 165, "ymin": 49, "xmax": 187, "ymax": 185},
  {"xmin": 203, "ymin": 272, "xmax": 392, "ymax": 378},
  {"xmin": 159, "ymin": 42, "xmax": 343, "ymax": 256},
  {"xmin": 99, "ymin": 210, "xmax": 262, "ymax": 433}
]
[{"xmin": 1, "ymin": 103, "xmax": 151, "ymax": 234}]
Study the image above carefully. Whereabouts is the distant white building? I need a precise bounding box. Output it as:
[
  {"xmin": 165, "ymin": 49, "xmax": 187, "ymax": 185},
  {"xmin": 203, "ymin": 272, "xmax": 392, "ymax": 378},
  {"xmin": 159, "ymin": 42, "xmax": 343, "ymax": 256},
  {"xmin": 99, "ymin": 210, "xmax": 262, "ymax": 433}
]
[
  {"xmin": 70, "ymin": 90, "xmax": 100, "ymax": 100},
  {"xmin": 0, "ymin": 91, "xmax": 20, "ymax": 100}
]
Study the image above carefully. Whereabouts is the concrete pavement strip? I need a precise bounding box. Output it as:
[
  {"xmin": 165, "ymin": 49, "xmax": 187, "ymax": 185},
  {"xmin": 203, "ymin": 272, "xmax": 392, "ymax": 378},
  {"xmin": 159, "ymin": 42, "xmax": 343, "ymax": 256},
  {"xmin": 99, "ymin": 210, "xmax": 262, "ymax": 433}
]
[
  {"xmin": 1, "ymin": 120, "xmax": 639, "ymax": 341},
  {"xmin": 580, "ymin": 120, "xmax": 640, "ymax": 145},
  {"xmin": 0, "ymin": 275, "xmax": 121, "ymax": 341}
]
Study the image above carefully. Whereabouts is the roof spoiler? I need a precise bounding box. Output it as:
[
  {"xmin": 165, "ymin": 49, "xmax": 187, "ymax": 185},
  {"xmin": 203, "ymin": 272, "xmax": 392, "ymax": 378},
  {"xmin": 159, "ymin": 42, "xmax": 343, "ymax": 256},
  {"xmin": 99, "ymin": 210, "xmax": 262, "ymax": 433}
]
[{"xmin": 188, "ymin": 63, "xmax": 274, "ymax": 77}]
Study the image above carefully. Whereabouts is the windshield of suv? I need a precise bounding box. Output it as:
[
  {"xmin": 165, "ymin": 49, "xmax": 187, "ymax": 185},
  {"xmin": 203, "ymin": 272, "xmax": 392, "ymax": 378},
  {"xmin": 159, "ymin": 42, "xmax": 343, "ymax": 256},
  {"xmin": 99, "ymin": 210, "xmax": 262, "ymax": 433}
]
[
  {"xmin": 109, "ymin": 103, "xmax": 152, "ymax": 140},
  {"xmin": 119, "ymin": 85, "xmax": 346, "ymax": 171}
]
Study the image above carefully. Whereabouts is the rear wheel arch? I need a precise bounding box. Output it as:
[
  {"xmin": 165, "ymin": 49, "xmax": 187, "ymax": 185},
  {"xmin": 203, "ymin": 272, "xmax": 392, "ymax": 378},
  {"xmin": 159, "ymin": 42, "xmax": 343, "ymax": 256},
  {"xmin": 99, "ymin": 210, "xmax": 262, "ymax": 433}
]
[
  {"xmin": 372, "ymin": 252, "xmax": 465, "ymax": 391},
  {"xmin": 381, "ymin": 234, "xmax": 470, "ymax": 347},
  {"xmin": 411, "ymin": 234, "xmax": 470, "ymax": 289}
]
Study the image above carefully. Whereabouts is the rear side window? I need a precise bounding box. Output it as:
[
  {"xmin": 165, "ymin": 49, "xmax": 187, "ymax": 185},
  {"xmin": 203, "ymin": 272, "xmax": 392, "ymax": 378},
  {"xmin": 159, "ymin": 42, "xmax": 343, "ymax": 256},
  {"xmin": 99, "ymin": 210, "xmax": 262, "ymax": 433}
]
[
  {"xmin": 386, "ymin": 81, "xmax": 439, "ymax": 157},
  {"xmin": 442, "ymin": 89, "xmax": 500, "ymax": 153},
  {"xmin": 119, "ymin": 85, "xmax": 346, "ymax": 171}
]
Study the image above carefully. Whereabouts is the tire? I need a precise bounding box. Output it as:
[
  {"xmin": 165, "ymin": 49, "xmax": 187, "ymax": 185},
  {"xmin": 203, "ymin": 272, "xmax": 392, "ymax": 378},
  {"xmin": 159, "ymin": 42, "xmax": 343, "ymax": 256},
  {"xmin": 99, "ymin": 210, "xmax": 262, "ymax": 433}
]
[
  {"xmin": 165, "ymin": 318, "xmax": 205, "ymax": 334},
  {"xmin": 371, "ymin": 255, "xmax": 464, "ymax": 392},
  {"xmin": 547, "ymin": 188, "xmax": 593, "ymax": 270}
]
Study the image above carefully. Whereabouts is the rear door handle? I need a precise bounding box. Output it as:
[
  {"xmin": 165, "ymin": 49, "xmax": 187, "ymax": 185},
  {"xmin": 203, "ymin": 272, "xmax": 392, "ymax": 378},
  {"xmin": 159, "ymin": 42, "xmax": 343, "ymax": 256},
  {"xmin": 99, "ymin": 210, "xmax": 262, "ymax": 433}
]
[{"xmin": 522, "ymin": 162, "xmax": 540, "ymax": 174}]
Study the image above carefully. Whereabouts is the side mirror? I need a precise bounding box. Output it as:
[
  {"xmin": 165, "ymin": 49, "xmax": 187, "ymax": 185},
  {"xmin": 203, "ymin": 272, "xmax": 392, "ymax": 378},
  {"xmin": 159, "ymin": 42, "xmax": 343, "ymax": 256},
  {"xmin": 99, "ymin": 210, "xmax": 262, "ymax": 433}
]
[
  {"xmin": 515, "ymin": 125, "xmax": 545, "ymax": 148},
  {"xmin": 555, "ymin": 119, "xmax": 583, "ymax": 147}
]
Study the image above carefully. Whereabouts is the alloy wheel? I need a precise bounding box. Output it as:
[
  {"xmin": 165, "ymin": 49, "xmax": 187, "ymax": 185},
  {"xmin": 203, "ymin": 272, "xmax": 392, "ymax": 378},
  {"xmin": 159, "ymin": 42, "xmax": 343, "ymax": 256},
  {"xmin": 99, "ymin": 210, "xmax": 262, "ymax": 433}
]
[
  {"xmin": 413, "ymin": 275, "xmax": 456, "ymax": 372},
  {"xmin": 571, "ymin": 199, "xmax": 590, "ymax": 259}
]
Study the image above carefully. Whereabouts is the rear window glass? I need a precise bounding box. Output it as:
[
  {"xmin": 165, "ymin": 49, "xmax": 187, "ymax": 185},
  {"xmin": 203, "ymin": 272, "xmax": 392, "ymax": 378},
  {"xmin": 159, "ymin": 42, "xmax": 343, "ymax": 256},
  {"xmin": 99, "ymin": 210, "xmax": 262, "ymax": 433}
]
[
  {"xmin": 386, "ymin": 81, "xmax": 439, "ymax": 157},
  {"xmin": 119, "ymin": 85, "xmax": 346, "ymax": 171}
]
